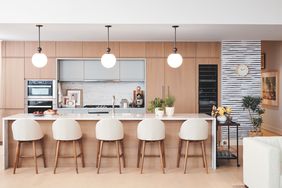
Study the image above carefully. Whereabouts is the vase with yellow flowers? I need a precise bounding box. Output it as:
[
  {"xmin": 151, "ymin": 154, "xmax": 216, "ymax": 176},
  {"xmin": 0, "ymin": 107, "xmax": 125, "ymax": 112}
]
[{"xmin": 211, "ymin": 105, "xmax": 232, "ymax": 124}]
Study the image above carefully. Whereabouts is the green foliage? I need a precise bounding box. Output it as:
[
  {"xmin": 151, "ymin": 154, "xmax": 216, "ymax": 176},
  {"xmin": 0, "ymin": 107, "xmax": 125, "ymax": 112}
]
[
  {"xmin": 164, "ymin": 96, "xmax": 175, "ymax": 107},
  {"xmin": 242, "ymin": 96, "xmax": 265, "ymax": 131},
  {"xmin": 147, "ymin": 97, "xmax": 165, "ymax": 112}
]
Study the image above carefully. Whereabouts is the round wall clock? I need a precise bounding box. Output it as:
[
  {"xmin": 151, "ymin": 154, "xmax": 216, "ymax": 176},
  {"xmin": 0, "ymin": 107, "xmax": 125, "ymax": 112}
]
[{"xmin": 236, "ymin": 64, "xmax": 249, "ymax": 76}]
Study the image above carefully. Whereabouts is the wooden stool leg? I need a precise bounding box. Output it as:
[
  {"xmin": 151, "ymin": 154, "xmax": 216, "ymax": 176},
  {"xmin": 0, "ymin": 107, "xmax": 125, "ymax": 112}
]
[
  {"xmin": 137, "ymin": 140, "xmax": 141, "ymax": 168},
  {"xmin": 158, "ymin": 141, "xmax": 165, "ymax": 174},
  {"xmin": 140, "ymin": 140, "xmax": 146, "ymax": 174},
  {"xmin": 13, "ymin": 141, "xmax": 21, "ymax": 174},
  {"xmin": 53, "ymin": 140, "xmax": 60, "ymax": 174},
  {"xmin": 161, "ymin": 140, "xmax": 166, "ymax": 168},
  {"xmin": 184, "ymin": 140, "xmax": 190, "ymax": 174},
  {"xmin": 97, "ymin": 141, "xmax": 104, "ymax": 174},
  {"xmin": 41, "ymin": 138, "xmax": 46, "ymax": 168},
  {"xmin": 32, "ymin": 141, "xmax": 38, "ymax": 174},
  {"xmin": 96, "ymin": 140, "xmax": 100, "ymax": 168},
  {"xmin": 202, "ymin": 141, "xmax": 208, "ymax": 174},
  {"xmin": 200, "ymin": 141, "xmax": 205, "ymax": 168},
  {"xmin": 177, "ymin": 139, "xmax": 182, "ymax": 168},
  {"xmin": 79, "ymin": 139, "xmax": 85, "ymax": 168},
  {"xmin": 116, "ymin": 141, "xmax": 122, "ymax": 174},
  {"xmin": 120, "ymin": 140, "xmax": 126, "ymax": 168},
  {"xmin": 73, "ymin": 140, "xmax": 78, "ymax": 173}
]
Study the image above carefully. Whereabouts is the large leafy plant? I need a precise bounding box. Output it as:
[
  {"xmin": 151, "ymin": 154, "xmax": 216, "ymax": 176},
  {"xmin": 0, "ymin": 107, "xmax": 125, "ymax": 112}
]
[{"xmin": 242, "ymin": 96, "xmax": 265, "ymax": 132}]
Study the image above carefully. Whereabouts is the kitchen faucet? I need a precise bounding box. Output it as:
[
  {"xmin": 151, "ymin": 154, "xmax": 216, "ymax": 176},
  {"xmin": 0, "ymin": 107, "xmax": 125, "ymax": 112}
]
[{"xmin": 112, "ymin": 95, "xmax": 116, "ymax": 116}]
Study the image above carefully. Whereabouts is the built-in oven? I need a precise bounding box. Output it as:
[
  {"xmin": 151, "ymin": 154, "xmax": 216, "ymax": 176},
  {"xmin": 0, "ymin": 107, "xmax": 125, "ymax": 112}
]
[
  {"xmin": 26, "ymin": 80, "xmax": 56, "ymax": 99},
  {"xmin": 25, "ymin": 99, "xmax": 56, "ymax": 113}
]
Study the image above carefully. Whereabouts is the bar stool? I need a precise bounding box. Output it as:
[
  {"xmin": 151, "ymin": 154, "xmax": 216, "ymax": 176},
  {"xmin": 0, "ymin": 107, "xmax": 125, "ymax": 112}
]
[
  {"xmin": 96, "ymin": 119, "xmax": 125, "ymax": 174},
  {"xmin": 137, "ymin": 119, "xmax": 166, "ymax": 174},
  {"xmin": 11, "ymin": 119, "xmax": 46, "ymax": 174},
  {"xmin": 52, "ymin": 119, "xmax": 85, "ymax": 174},
  {"xmin": 177, "ymin": 119, "xmax": 208, "ymax": 174}
]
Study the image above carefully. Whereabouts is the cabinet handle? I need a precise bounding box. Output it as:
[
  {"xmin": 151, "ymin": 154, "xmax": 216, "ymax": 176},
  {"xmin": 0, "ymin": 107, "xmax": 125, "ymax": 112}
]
[
  {"xmin": 167, "ymin": 86, "xmax": 170, "ymax": 96},
  {"xmin": 162, "ymin": 85, "xmax": 165, "ymax": 98}
]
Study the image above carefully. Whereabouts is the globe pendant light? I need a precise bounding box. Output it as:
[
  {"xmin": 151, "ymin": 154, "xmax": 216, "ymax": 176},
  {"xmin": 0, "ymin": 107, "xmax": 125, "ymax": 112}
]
[
  {"xmin": 32, "ymin": 25, "xmax": 48, "ymax": 68},
  {"xmin": 101, "ymin": 25, "xmax": 116, "ymax": 68},
  {"xmin": 167, "ymin": 25, "xmax": 183, "ymax": 68}
]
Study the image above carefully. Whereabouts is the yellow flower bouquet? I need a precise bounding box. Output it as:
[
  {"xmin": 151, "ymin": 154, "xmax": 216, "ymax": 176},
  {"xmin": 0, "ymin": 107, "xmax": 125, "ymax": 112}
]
[{"xmin": 211, "ymin": 105, "xmax": 232, "ymax": 123}]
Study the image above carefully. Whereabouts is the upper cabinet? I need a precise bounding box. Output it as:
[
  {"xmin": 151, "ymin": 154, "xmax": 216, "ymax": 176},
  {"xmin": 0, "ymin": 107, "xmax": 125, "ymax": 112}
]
[
  {"xmin": 164, "ymin": 42, "xmax": 196, "ymax": 58},
  {"xmin": 5, "ymin": 41, "xmax": 25, "ymax": 57},
  {"xmin": 59, "ymin": 60, "xmax": 84, "ymax": 81},
  {"xmin": 24, "ymin": 42, "xmax": 56, "ymax": 57},
  {"xmin": 196, "ymin": 42, "xmax": 221, "ymax": 58},
  {"xmin": 25, "ymin": 58, "xmax": 56, "ymax": 79},
  {"xmin": 84, "ymin": 60, "xmax": 119, "ymax": 80},
  {"xmin": 56, "ymin": 42, "xmax": 83, "ymax": 58},
  {"xmin": 119, "ymin": 60, "xmax": 145, "ymax": 81},
  {"xmin": 83, "ymin": 42, "xmax": 120, "ymax": 58},
  {"xmin": 120, "ymin": 42, "xmax": 146, "ymax": 57}
]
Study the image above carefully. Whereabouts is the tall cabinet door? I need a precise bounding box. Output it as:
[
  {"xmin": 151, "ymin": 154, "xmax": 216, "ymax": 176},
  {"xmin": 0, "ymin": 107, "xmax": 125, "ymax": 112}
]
[
  {"xmin": 5, "ymin": 58, "xmax": 25, "ymax": 108},
  {"xmin": 146, "ymin": 58, "xmax": 165, "ymax": 109},
  {"xmin": 165, "ymin": 58, "xmax": 196, "ymax": 113}
]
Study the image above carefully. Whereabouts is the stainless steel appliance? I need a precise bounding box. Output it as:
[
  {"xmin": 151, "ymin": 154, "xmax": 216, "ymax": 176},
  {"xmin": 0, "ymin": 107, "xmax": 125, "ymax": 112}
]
[
  {"xmin": 26, "ymin": 80, "xmax": 56, "ymax": 99},
  {"xmin": 26, "ymin": 99, "xmax": 55, "ymax": 113},
  {"xmin": 84, "ymin": 104, "xmax": 120, "ymax": 114}
]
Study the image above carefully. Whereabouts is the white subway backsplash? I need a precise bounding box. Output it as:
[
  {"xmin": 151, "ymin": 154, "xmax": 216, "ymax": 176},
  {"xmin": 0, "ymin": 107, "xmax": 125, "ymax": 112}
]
[{"xmin": 61, "ymin": 82, "xmax": 145, "ymax": 106}]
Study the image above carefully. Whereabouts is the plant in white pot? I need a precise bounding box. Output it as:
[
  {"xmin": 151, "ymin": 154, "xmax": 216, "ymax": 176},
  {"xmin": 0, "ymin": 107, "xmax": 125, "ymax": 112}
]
[
  {"xmin": 164, "ymin": 96, "xmax": 175, "ymax": 116},
  {"xmin": 148, "ymin": 97, "xmax": 165, "ymax": 117}
]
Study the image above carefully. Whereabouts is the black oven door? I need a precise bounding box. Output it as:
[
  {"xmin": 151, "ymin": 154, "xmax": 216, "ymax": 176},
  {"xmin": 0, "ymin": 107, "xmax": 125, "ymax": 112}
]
[{"xmin": 27, "ymin": 100, "xmax": 53, "ymax": 113}]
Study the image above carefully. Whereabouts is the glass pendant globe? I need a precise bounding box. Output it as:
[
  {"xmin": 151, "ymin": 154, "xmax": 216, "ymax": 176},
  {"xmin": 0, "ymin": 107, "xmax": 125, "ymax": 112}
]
[
  {"xmin": 167, "ymin": 53, "xmax": 183, "ymax": 68},
  {"xmin": 101, "ymin": 53, "xmax": 116, "ymax": 68},
  {"xmin": 32, "ymin": 53, "xmax": 48, "ymax": 68}
]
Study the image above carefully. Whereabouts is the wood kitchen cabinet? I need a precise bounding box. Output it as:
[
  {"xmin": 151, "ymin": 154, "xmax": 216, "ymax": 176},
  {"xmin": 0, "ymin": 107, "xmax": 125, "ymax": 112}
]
[
  {"xmin": 164, "ymin": 42, "xmax": 196, "ymax": 58},
  {"xmin": 83, "ymin": 42, "xmax": 120, "ymax": 58},
  {"xmin": 56, "ymin": 42, "xmax": 83, "ymax": 58},
  {"xmin": 120, "ymin": 42, "xmax": 146, "ymax": 57},
  {"xmin": 196, "ymin": 42, "xmax": 221, "ymax": 58},
  {"xmin": 145, "ymin": 42, "xmax": 164, "ymax": 58},
  {"xmin": 5, "ymin": 41, "xmax": 25, "ymax": 57},
  {"xmin": 25, "ymin": 58, "xmax": 56, "ymax": 79},
  {"xmin": 24, "ymin": 41, "xmax": 56, "ymax": 57},
  {"xmin": 4, "ymin": 58, "xmax": 25, "ymax": 108}
]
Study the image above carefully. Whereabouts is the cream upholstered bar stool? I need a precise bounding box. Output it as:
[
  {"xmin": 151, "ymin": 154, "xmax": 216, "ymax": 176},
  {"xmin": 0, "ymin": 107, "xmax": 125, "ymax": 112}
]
[
  {"xmin": 96, "ymin": 119, "xmax": 125, "ymax": 174},
  {"xmin": 137, "ymin": 119, "xmax": 166, "ymax": 174},
  {"xmin": 177, "ymin": 119, "xmax": 209, "ymax": 174},
  {"xmin": 52, "ymin": 119, "xmax": 85, "ymax": 174},
  {"xmin": 12, "ymin": 119, "xmax": 46, "ymax": 174}
]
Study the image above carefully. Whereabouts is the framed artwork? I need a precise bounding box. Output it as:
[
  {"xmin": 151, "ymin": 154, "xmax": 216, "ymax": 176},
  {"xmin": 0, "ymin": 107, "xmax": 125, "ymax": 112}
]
[
  {"xmin": 261, "ymin": 53, "xmax": 265, "ymax": 69},
  {"xmin": 262, "ymin": 71, "xmax": 279, "ymax": 106},
  {"xmin": 67, "ymin": 89, "xmax": 83, "ymax": 107}
]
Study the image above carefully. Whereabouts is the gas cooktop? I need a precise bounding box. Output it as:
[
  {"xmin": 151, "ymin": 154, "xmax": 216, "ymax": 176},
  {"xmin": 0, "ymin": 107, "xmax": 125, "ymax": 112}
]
[{"xmin": 84, "ymin": 105, "xmax": 120, "ymax": 108}]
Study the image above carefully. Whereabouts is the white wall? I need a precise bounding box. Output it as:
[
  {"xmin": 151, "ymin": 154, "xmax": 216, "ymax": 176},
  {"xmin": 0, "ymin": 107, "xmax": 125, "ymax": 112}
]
[
  {"xmin": 261, "ymin": 41, "xmax": 282, "ymax": 134},
  {"xmin": 0, "ymin": 0, "xmax": 282, "ymax": 24}
]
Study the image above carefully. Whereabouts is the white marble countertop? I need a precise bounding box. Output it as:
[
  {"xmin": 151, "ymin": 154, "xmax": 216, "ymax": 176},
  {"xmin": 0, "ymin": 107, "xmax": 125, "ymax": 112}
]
[{"xmin": 3, "ymin": 113, "xmax": 215, "ymax": 121}]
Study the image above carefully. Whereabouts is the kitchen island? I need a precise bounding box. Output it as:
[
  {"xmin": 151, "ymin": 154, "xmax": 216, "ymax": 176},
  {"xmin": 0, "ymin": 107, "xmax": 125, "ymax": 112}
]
[{"xmin": 2, "ymin": 113, "xmax": 216, "ymax": 170}]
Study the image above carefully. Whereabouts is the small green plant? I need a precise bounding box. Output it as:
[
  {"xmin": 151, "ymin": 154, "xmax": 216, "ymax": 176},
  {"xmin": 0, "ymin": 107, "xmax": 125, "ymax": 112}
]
[
  {"xmin": 164, "ymin": 96, "xmax": 175, "ymax": 107},
  {"xmin": 148, "ymin": 97, "xmax": 165, "ymax": 112},
  {"xmin": 242, "ymin": 96, "xmax": 265, "ymax": 132}
]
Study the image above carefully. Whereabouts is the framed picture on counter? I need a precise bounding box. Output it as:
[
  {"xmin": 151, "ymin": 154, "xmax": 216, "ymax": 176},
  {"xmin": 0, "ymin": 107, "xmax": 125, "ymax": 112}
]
[
  {"xmin": 262, "ymin": 71, "xmax": 279, "ymax": 106},
  {"xmin": 67, "ymin": 89, "xmax": 83, "ymax": 107}
]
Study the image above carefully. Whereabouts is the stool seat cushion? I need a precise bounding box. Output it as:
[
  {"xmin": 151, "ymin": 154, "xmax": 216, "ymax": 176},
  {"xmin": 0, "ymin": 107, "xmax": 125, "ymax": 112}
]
[
  {"xmin": 12, "ymin": 119, "xmax": 44, "ymax": 141},
  {"xmin": 96, "ymin": 119, "xmax": 124, "ymax": 141},
  {"xmin": 179, "ymin": 119, "xmax": 208, "ymax": 141},
  {"xmin": 137, "ymin": 119, "xmax": 165, "ymax": 141},
  {"xmin": 52, "ymin": 119, "xmax": 82, "ymax": 141}
]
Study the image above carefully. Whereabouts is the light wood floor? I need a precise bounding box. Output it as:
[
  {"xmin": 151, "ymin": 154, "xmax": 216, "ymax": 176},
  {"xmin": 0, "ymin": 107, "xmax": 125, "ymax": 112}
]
[{"xmin": 0, "ymin": 129, "xmax": 278, "ymax": 188}]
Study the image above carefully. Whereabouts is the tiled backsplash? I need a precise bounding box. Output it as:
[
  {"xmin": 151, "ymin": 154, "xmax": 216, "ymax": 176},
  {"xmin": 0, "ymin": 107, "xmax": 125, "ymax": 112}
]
[{"xmin": 60, "ymin": 82, "xmax": 145, "ymax": 105}]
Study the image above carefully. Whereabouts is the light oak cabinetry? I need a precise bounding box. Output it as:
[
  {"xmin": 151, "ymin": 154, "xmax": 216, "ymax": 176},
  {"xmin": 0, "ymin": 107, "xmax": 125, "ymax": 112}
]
[
  {"xmin": 56, "ymin": 42, "xmax": 83, "ymax": 57},
  {"xmin": 196, "ymin": 42, "xmax": 220, "ymax": 58},
  {"xmin": 120, "ymin": 42, "xmax": 146, "ymax": 57},
  {"xmin": 5, "ymin": 41, "xmax": 25, "ymax": 57},
  {"xmin": 24, "ymin": 42, "xmax": 56, "ymax": 57},
  {"xmin": 4, "ymin": 58, "xmax": 25, "ymax": 108},
  {"xmin": 145, "ymin": 42, "xmax": 164, "ymax": 58},
  {"xmin": 164, "ymin": 42, "xmax": 196, "ymax": 57},
  {"xmin": 25, "ymin": 58, "xmax": 56, "ymax": 79},
  {"xmin": 83, "ymin": 42, "xmax": 120, "ymax": 58}
]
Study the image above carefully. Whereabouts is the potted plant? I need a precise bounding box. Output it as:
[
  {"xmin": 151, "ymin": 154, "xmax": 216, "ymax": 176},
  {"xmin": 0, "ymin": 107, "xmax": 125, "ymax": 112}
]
[
  {"xmin": 164, "ymin": 95, "xmax": 175, "ymax": 116},
  {"xmin": 148, "ymin": 97, "xmax": 165, "ymax": 117},
  {"xmin": 242, "ymin": 96, "xmax": 265, "ymax": 136},
  {"xmin": 211, "ymin": 105, "xmax": 232, "ymax": 123}
]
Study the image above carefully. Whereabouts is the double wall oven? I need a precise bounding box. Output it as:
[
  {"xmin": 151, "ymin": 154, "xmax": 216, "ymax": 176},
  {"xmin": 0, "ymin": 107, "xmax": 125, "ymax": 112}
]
[{"xmin": 25, "ymin": 80, "xmax": 57, "ymax": 113}]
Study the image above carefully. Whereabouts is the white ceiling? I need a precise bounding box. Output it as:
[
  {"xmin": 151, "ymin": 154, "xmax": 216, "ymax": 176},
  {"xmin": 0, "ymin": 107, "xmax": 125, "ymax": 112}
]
[{"xmin": 1, "ymin": 24, "xmax": 282, "ymax": 41}]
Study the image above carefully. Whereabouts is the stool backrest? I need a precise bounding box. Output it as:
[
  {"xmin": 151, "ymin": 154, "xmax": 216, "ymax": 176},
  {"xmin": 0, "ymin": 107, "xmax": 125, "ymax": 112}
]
[
  {"xmin": 52, "ymin": 119, "xmax": 82, "ymax": 141},
  {"xmin": 96, "ymin": 119, "xmax": 124, "ymax": 140},
  {"xmin": 12, "ymin": 119, "xmax": 43, "ymax": 141},
  {"xmin": 179, "ymin": 119, "xmax": 208, "ymax": 140},
  {"xmin": 137, "ymin": 119, "xmax": 165, "ymax": 141}
]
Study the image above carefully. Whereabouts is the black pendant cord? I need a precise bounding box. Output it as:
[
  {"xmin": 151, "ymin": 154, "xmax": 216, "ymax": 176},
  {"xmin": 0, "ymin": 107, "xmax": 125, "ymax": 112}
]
[
  {"xmin": 172, "ymin": 25, "xmax": 179, "ymax": 53},
  {"xmin": 105, "ymin": 25, "xmax": 111, "ymax": 53},
  {"xmin": 36, "ymin": 25, "xmax": 43, "ymax": 53}
]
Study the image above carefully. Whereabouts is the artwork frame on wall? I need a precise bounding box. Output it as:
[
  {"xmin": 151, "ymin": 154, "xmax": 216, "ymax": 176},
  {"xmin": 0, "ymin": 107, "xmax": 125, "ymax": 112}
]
[
  {"xmin": 66, "ymin": 89, "xmax": 83, "ymax": 107},
  {"xmin": 262, "ymin": 71, "xmax": 279, "ymax": 106},
  {"xmin": 261, "ymin": 53, "xmax": 266, "ymax": 69}
]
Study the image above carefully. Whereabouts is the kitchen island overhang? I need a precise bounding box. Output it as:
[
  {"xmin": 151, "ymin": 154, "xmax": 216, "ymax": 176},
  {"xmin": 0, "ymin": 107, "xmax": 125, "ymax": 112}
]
[{"xmin": 2, "ymin": 113, "xmax": 217, "ymax": 170}]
